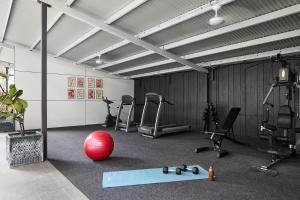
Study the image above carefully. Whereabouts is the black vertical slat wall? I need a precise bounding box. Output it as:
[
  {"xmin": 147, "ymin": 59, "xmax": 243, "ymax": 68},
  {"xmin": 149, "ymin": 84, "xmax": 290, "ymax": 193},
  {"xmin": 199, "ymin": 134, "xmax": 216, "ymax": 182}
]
[
  {"xmin": 134, "ymin": 57, "xmax": 300, "ymax": 137},
  {"xmin": 134, "ymin": 71, "xmax": 207, "ymax": 130}
]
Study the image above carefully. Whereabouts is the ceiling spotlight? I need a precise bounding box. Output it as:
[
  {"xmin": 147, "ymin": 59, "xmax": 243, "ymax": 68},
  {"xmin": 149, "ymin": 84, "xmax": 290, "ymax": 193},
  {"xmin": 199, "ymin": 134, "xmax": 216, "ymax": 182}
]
[
  {"xmin": 209, "ymin": 0, "xmax": 224, "ymax": 26},
  {"xmin": 96, "ymin": 53, "xmax": 103, "ymax": 65}
]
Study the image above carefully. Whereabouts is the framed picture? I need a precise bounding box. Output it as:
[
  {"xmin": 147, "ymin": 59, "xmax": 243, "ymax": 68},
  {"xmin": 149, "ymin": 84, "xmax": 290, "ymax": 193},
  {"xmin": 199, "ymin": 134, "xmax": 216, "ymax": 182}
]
[
  {"xmin": 95, "ymin": 89, "xmax": 103, "ymax": 99},
  {"xmin": 77, "ymin": 89, "xmax": 85, "ymax": 99},
  {"xmin": 88, "ymin": 89, "xmax": 95, "ymax": 99},
  {"xmin": 68, "ymin": 89, "xmax": 76, "ymax": 99},
  {"xmin": 88, "ymin": 78, "xmax": 95, "ymax": 88},
  {"xmin": 96, "ymin": 79, "xmax": 103, "ymax": 88},
  {"xmin": 77, "ymin": 77, "xmax": 85, "ymax": 88},
  {"xmin": 68, "ymin": 77, "xmax": 76, "ymax": 87}
]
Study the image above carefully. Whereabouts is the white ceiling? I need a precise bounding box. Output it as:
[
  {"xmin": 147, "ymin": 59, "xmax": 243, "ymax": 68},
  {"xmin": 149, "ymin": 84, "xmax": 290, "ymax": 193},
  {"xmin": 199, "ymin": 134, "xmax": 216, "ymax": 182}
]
[{"xmin": 1, "ymin": 0, "xmax": 300, "ymax": 78}]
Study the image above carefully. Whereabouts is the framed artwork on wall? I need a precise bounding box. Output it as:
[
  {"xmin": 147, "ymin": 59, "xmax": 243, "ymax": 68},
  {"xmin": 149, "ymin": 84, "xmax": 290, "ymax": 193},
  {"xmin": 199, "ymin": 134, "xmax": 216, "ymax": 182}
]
[
  {"xmin": 68, "ymin": 89, "xmax": 76, "ymax": 99},
  {"xmin": 88, "ymin": 89, "xmax": 95, "ymax": 99},
  {"xmin": 68, "ymin": 77, "xmax": 76, "ymax": 87},
  {"xmin": 88, "ymin": 78, "xmax": 95, "ymax": 88},
  {"xmin": 77, "ymin": 77, "xmax": 85, "ymax": 88},
  {"xmin": 77, "ymin": 89, "xmax": 85, "ymax": 99},
  {"xmin": 96, "ymin": 79, "xmax": 103, "ymax": 88},
  {"xmin": 95, "ymin": 89, "xmax": 103, "ymax": 99}
]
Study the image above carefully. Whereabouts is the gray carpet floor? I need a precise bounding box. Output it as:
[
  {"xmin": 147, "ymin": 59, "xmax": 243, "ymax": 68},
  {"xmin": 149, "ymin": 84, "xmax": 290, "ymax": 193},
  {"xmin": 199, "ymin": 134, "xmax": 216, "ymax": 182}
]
[{"xmin": 48, "ymin": 126, "xmax": 300, "ymax": 200}]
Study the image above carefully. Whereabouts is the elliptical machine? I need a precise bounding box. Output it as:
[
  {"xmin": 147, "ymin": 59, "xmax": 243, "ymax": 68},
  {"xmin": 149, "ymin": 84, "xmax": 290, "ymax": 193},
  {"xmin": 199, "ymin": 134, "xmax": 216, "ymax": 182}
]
[
  {"xmin": 254, "ymin": 54, "xmax": 299, "ymax": 176},
  {"xmin": 102, "ymin": 97, "xmax": 117, "ymax": 128}
]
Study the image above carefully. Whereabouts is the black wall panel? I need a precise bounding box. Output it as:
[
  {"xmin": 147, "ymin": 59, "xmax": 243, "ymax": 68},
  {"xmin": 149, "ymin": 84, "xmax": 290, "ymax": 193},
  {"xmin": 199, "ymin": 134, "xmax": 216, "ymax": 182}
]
[
  {"xmin": 134, "ymin": 71, "xmax": 207, "ymax": 130},
  {"xmin": 134, "ymin": 57, "xmax": 300, "ymax": 137}
]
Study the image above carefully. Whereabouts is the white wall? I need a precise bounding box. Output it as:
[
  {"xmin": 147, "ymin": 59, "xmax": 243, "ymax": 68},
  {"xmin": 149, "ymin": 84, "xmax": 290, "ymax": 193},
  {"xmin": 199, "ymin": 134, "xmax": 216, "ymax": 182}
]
[
  {"xmin": 0, "ymin": 45, "xmax": 14, "ymax": 66},
  {"xmin": 13, "ymin": 45, "xmax": 134, "ymax": 130}
]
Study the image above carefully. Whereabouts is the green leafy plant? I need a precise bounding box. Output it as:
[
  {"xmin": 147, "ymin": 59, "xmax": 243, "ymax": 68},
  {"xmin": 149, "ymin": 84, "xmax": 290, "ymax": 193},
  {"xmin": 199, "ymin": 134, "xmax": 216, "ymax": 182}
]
[{"xmin": 0, "ymin": 72, "xmax": 28, "ymax": 136}]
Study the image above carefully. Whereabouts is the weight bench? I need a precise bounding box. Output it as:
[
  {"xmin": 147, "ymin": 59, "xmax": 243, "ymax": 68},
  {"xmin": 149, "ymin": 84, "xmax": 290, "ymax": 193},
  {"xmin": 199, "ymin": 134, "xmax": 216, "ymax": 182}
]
[{"xmin": 195, "ymin": 107, "xmax": 241, "ymax": 158}]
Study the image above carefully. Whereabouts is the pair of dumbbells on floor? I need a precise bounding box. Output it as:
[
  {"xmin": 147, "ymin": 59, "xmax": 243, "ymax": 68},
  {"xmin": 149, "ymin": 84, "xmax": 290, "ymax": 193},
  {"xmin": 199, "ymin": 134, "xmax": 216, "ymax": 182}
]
[{"xmin": 163, "ymin": 164, "xmax": 199, "ymax": 175}]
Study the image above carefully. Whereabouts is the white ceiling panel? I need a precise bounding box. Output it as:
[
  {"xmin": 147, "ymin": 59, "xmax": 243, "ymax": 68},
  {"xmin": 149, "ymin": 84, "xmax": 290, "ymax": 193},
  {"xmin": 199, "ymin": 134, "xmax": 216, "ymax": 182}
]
[
  {"xmin": 37, "ymin": 15, "xmax": 93, "ymax": 54},
  {"xmin": 144, "ymin": 0, "xmax": 300, "ymax": 46},
  {"xmin": 105, "ymin": 43, "xmax": 146, "ymax": 61},
  {"xmin": 5, "ymin": 0, "xmax": 59, "ymax": 47},
  {"xmin": 105, "ymin": 54, "xmax": 166, "ymax": 72},
  {"xmin": 2, "ymin": 0, "xmax": 300, "ymax": 77},
  {"xmin": 94, "ymin": 12, "xmax": 300, "ymax": 72},
  {"xmin": 73, "ymin": 0, "xmax": 135, "ymax": 20},
  {"xmin": 36, "ymin": 15, "xmax": 93, "ymax": 54},
  {"xmin": 112, "ymin": 0, "xmax": 210, "ymax": 35},
  {"xmin": 189, "ymin": 36, "xmax": 300, "ymax": 64},
  {"xmin": 62, "ymin": 31, "xmax": 122, "ymax": 61},
  {"xmin": 170, "ymin": 13, "xmax": 300, "ymax": 56},
  {"xmin": 122, "ymin": 36, "xmax": 300, "ymax": 76}
]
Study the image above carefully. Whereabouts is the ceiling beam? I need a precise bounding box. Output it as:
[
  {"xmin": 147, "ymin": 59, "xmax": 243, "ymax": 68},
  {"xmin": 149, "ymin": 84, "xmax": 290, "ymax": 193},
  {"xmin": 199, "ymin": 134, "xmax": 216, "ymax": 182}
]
[
  {"xmin": 114, "ymin": 29, "xmax": 300, "ymax": 74},
  {"xmin": 40, "ymin": 0, "xmax": 208, "ymax": 73},
  {"xmin": 113, "ymin": 60, "xmax": 173, "ymax": 74},
  {"xmin": 78, "ymin": 0, "xmax": 235, "ymax": 65},
  {"xmin": 96, "ymin": 4, "xmax": 300, "ymax": 69},
  {"xmin": 130, "ymin": 45, "xmax": 300, "ymax": 78},
  {"xmin": 30, "ymin": 0, "xmax": 76, "ymax": 50},
  {"xmin": 0, "ymin": 0, "xmax": 14, "ymax": 43},
  {"xmin": 104, "ymin": 0, "xmax": 148, "ymax": 25},
  {"xmin": 55, "ymin": 0, "xmax": 148, "ymax": 58}
]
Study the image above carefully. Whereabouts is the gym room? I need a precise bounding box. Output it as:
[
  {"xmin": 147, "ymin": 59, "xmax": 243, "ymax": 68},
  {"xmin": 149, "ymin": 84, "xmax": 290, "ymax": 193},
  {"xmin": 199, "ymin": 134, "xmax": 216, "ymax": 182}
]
[{"xmin": 0, "ymin": 0, "xmax": 299, "ymax": 199}]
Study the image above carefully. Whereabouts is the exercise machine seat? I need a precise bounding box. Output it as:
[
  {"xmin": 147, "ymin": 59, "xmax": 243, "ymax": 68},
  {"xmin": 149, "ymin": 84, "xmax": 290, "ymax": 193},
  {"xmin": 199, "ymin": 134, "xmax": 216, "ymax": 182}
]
[
  {"xmin": 220, "ymin": 107, "xmax": 241, "ymax": 131},
  {"xmin": 277, "ymin": 105, "xmax": 292, "ymax": 129}
]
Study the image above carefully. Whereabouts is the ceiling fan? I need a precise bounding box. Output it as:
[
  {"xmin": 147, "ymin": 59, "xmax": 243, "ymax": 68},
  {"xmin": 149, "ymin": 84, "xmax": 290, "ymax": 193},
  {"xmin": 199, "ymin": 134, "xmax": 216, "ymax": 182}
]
[
  {"xmin": 96, "ymin": 53, "xmax": 104, "ymax": 65},
  {"xmin": 209, "ymin": 0, "xmax": 224, "ymax": 26}
]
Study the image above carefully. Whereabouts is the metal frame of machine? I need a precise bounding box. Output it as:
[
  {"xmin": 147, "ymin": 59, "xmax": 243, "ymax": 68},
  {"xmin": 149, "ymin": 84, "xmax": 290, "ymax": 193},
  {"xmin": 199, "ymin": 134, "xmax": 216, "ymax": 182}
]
[
  {"xmin": 138, "ymin": 93, "xmax": 191, "ymax": 138},
  {"xmin": 115, "ymin": 95, "xmax": 139, "ymax": 132}
]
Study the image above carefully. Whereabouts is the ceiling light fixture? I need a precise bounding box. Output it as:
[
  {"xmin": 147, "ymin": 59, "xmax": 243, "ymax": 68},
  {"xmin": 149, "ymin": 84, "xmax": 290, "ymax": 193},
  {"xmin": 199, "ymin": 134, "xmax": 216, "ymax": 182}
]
[
  {"xmin": 96, "ymin": 53, "xmax": 103, "ymax": 64},
  {"xmin": 209, "ymin": 0, "xmax": 224, "ymax": 26}
]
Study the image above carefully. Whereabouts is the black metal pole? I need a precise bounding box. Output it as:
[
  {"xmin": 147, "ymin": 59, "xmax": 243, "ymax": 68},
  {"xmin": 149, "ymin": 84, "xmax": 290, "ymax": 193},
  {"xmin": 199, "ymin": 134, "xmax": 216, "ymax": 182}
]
[{"xmin": 41, "ymin": 2, "xmax": 48, "ymax": 161}]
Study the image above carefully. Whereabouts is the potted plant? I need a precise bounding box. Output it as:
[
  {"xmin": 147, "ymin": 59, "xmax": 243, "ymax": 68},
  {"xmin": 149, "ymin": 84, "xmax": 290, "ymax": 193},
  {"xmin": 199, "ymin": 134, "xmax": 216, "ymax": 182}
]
[{"xmin": 0, "ymin": 73, "xmax": 43, "ymax": 167}]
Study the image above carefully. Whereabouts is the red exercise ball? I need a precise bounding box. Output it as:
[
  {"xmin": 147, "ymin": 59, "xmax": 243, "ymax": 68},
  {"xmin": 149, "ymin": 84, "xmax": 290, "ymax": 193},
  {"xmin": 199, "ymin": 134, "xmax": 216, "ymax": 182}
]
[{"xmin": 83, "ymin": 130, "xmax": 114, "ymax": 161}]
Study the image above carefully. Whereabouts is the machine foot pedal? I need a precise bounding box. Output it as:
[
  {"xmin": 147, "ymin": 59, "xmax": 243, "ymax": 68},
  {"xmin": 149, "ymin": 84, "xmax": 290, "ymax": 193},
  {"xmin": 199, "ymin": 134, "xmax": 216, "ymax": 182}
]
[
  {"xmin": 194, "ymin": 147, "xmax": 210, "ymax": 153},
  {"xmin": 250, "ymin": 166, "xmax": 278, "ymax": 177}
]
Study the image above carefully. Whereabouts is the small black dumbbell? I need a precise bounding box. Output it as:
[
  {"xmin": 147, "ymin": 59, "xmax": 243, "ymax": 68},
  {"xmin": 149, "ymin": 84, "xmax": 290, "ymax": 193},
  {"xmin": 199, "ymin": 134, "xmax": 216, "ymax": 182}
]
[
  {"xmin": 163, "ymin": 166, "xmax": 182, "ymax": 175},
  {"xmin": 181, "ymin": 164, "xmax": 199, "ymax": 174}
]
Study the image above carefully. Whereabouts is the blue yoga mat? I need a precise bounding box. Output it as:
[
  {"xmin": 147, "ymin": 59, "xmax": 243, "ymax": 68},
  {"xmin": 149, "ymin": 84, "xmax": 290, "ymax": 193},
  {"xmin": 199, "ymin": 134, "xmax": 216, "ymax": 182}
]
[{"xmin": 102, "ymin": 165, "xmax": 208, "ymax": 188}]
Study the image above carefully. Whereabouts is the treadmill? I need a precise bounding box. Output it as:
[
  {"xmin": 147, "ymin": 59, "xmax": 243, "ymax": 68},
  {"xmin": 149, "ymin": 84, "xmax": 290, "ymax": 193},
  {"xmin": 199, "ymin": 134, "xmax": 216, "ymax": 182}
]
[
  {"xmin": 115, "ymin": 95, "xmax": 140, "ymax": 132},
  {"xmin": 138, "ymin": 93, "xmax": 191, "ymax": 138}
]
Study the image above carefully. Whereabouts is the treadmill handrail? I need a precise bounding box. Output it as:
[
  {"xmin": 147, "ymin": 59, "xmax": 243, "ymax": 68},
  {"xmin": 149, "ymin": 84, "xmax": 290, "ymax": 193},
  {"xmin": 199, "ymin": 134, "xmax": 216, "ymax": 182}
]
[
  {"xmin": 149, "ymin": 100, "xmax": 159, "ymax": 105},
  {"xmin": 145, "ymin": 92, "xmax": 160, "ymax": 97},
  {"xmin": 145, "ymin": 93, "xmax": 174, "ymax": 105}
]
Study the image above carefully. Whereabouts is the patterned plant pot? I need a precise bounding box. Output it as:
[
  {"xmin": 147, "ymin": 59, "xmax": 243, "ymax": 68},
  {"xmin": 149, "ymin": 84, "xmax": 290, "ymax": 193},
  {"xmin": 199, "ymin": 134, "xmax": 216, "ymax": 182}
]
[{"xmin": 6, "ymin": 131, "xmax": 43, "ymax": 167}]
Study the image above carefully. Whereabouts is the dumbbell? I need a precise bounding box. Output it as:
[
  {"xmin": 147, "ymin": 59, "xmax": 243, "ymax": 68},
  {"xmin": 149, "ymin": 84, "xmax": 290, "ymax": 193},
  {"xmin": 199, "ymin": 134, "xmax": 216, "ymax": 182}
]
[
  {"xmin": 181, "ymin": 164, "xmax": 199, "ymax": 174},
  {"xmin": 162, "ymin": 166, "xmax": 182, "ymax": 175}
]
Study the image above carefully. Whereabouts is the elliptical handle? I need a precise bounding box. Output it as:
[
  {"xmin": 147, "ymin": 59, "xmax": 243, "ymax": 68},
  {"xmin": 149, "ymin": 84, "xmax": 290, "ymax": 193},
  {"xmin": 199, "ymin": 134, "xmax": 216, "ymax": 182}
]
[
  {"xmin": 165, "ymin": 100, "xmax": 174, "ymax": 106},
  {"xmin": 265, "ymin": 102, "xmax": 274, "ymax": 108}
]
